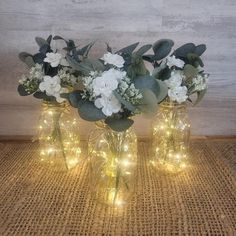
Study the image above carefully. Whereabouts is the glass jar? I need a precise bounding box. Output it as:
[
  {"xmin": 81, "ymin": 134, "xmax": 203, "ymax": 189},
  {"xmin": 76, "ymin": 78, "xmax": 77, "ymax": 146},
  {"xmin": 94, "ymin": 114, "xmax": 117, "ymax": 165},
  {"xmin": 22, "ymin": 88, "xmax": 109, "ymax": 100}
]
[
  {"xmin": 88, "ymin": 121, "xmax": 137, "ymax": 207},
  {"xmin": 37, "ymin": 101, "xmax": 81, "ymax": 171},
  {"xmin": 151, "ymin": 101, "xmax": 190, "ymax": 173}
]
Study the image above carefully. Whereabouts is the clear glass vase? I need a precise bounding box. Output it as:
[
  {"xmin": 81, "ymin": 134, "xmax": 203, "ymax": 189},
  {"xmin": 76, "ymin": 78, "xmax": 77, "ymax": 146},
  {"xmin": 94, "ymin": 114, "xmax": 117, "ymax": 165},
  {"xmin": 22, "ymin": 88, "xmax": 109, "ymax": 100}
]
[
  {"xmin": 151, "ymin": 101, "xmax": 190, "ymax": 173},
  {"xmin": 88, "ymin": 121, "xmax": 137, "ymax": 207},
  {"xmin": 37, "ymin": 101, "xmax": 81, "ymax": 171}
]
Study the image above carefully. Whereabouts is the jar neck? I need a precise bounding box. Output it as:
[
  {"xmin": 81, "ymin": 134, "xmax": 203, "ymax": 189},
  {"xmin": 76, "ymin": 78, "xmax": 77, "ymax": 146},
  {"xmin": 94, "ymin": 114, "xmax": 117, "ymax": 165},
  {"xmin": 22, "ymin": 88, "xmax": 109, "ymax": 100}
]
[
  {"xmin": 160, "ymin": 101, "xmax": 186, "ymax": 110},
  {"xmin": 95, "ymin": 120, "xmax": 131, "ymax": 135},
  {"xmin": 41, "ymin": 101, "xmax": 70, "ymax": 113}
]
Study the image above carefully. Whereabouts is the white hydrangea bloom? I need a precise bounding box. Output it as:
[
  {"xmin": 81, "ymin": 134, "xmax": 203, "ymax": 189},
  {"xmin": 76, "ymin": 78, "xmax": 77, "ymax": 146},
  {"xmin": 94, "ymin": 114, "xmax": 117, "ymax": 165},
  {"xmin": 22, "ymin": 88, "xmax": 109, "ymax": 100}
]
[
  {"xmin": 168, "ymin": 86, "xmax": 188, "ymax": 103},
  {"xmin": 101, "ymin": 52, "xmax": 125, "ymax": 68},
  {"xmin": 39, "ymin": 75, "xmax": 66, "ymax": 103},
  {"xmin": 166, "ymin": 55, "xmax": 185, "ymax": 69},
  {"xmin": 165, "ymin": 70, "xmax": 183, "ymax": 89},
  {"xmin": 43, "ymin": 52, "xmax": 63, "ymax": 67},
  {"xmin": 92, "ymin": 68, "xmax": 126, "ymax": 97},
  {"xmin": 94, "ymin": 94, "xmax": 121, "ymax": 116}
]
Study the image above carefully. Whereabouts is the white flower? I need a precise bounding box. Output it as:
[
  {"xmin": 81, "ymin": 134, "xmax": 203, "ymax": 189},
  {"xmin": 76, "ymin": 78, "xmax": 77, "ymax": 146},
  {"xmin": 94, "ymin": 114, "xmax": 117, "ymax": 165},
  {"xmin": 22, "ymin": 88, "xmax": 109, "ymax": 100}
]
[
  {"xmin": 193, "ymin": 74, "xmax": 208, "ymax": 91},
  {"xmin": 165, "ymin": 70, "xmax": 183, "ymax": 89},
  {"xmin": 92, "ymin": 69, "xmax": 125, "ymax": 97},
  {"xmin": 166, "ymin": 55, "xmax": 185, "ymax": 69},
  {"xmin": 168, "ymin": 86, "xmax": 188, "ymax": 103},
  {"xmin": 101, "ymin": 52, "xmax": 125, "ymax": 68},
  {"xmin": 44, "ymin": 53, "xmax": 62, "ymax": 67},
  {"xmin": 39, "ymin": 75, "xmax": 66, "ymax": 103},
  {"xmin": 94, "ymin": 94, "xmax": 121, "ymax": 116}
]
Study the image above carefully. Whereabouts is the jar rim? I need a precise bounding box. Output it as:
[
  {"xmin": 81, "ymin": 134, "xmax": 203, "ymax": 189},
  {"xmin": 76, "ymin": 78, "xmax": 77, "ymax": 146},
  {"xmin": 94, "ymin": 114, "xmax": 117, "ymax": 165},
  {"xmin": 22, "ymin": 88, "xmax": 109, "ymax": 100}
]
[
  {"xmin": 160, "ymin": 101, "xmax": 186, "ymax": 108},
  {"xmin": 42, "ymin": 100, "xmax": 69, "ymax": 108}
]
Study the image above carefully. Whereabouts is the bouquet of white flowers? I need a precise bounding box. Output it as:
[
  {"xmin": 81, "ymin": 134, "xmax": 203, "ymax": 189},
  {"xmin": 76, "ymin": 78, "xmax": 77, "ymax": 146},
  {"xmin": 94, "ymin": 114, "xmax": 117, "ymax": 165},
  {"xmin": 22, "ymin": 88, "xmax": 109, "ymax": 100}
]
[
  {"xmin": 63, "ymin": 42, "xmax": 168, "ymax": 131},
  {"xmin": 17, "ymin": 35, "xmax": 94, "ymax": 103},
  {"xmin": 143, "ymin": 40, "xmax": 209, "ymax": 104}
]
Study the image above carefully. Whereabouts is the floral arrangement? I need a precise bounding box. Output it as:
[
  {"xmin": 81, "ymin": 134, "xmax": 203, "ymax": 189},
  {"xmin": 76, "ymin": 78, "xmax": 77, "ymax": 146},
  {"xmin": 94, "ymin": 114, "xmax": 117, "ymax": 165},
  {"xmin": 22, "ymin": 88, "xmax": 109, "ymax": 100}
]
[
  {"xmin": 18, "ymin": 36, "xmax": 209, "ymax": 132},
  {"xmin": 17, "ymin": 35, "xmax": 94, "ymax": 103},
  {"xmin": 64, "ymin": 42, "xmax": 167, "ymax": 131},
  {"xmin": 143, "ymin": 40, "xmax": 209, "ymax": 104}
]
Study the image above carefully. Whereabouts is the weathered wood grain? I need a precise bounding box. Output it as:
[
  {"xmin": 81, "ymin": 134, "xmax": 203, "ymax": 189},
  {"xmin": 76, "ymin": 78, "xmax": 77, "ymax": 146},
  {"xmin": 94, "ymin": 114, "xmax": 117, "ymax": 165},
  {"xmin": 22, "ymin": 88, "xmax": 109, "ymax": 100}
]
[{"xmin": 0, "ymin": 0, "xmax": 235, "ymax": 136}]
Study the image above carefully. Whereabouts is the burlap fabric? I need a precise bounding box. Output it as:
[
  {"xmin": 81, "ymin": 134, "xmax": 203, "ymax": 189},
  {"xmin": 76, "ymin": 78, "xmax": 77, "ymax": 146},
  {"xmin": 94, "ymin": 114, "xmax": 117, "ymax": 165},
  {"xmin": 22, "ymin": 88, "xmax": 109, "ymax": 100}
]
[{"xmin": 0, "ymin": 140, "xmax": 235, "ymax": 235}]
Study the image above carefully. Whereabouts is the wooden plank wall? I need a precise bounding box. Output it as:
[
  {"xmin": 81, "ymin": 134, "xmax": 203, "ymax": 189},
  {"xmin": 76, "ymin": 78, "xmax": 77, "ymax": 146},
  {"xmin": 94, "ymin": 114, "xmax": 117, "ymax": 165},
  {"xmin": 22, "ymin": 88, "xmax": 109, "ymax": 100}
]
[{"xmin": 0, "ymin": 0, "xmax": 236, "ymax": 137}]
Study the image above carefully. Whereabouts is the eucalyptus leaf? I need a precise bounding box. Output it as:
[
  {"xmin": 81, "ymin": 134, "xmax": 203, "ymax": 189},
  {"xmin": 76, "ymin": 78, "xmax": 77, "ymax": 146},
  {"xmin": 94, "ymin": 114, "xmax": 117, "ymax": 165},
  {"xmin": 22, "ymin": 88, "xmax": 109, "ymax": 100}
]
[
  {"xmin": 136, "ymin": 44, "xmax": 152, "ymax": 56},
  {"xmin": 194, "ymin": 44, "xmax": 206, "ymax": 56},
  {"xmin": 152, "ymin": 39, "xmax": 174, "ymax": 60},
  {"xmin": 79, "ymin": 58, "xmax": 105, "ymax": 74},
  {"xmin": 155, "ymin": 80, "xmax": 168, "ymax": 103},
  {"xmin": 187, "ymin": 53, "xmax": 204, "ymax": 67},
  {"xmin": 78, "ymin": 101, "xmax": 106, "ymax": 121},
  {"xmin": 47, "ymin": 35, "xmax": 52, "ymax": 44},
  {"xmin": 153, "ymin": 66, "xmax": 171, "ymax": 81},
  {"xmin": 39, "ymin": 44, "xmax": 51, "ymax": 55},
  {"xmin": 53, "ymin": 35, "xmax": 66, "ymax": 41},
  {"xmin": 17, "ymin": 85, "xmax": 31, "ymax": 96},
  {"xmin": 134, "ymin": 75, "xmax": 160, "ymax": 98},
  {"xmin": 173, "ymin": 43, "xmax": 196, "ymax": 58},
  {"xmin": 116, "ymin": 42, "xmax": 139, "ymax": 54},
  {"xmin": 67, "ymin": 90, "xmax": 83, "ymax": 108},
  {"xmin": 77, "ymin": 42, "xmax": 95, "ymax": 57},
  {"xmin": 33, "ymin": 91, "xmax": 48, "ymax": 99},
  {"xmin": 193, "ymin": 89, "xmax": 207, "ymax": 105},
  {"xmin": 106, "ymin": 43, "xmax": 112, "ymax": 53},
  {"xmin": 19, "ymin": 52, "xmax": 33, "ymax": 62},
  {"xmin": 138, "ymin": 89, "xmax": 157, "ymax": 115},
  {"xmin": 127, "ymin": 55, "xmax": 149, "ymax": 78},
  {"xmin": 33, "ymin": 53, "xmax": 45, "ymax": 64},
  {"xmin": 35, "ymin": 37, "xmax": 48, "ymax": 47},
  {"xmin": 113, "ymin": 91, "xmax": 137, "ymax": 113},
  {"xmin": 24, "ymin": 56, "xmax": 36, "ymax": 68},
  {"xmin": 142, "ymin": 54, "xmax": 155, "ymax": 62},
  {"xmin": 184, "ymin": 64, "xmax": 198, "ymax": 78},
  {"xmin": 105, "ymin": 117, "xmax": 134, "ymax": 132}
]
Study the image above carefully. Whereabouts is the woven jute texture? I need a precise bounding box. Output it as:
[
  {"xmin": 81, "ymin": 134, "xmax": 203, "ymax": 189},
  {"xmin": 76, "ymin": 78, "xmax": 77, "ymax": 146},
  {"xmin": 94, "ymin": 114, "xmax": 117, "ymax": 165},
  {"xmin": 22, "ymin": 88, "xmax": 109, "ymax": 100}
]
[{"xmin": 0, "ymin": 140, "xmax": 235, "ymax": 236}]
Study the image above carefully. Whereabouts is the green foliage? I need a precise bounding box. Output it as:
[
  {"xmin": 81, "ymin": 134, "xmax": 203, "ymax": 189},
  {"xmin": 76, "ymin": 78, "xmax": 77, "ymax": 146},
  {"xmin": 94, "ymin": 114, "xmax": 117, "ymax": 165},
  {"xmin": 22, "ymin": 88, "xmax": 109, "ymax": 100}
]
[
  {"xmin": 152, "ymin": 66, "xmax": 171, "ymax": 81},
  {"xmin": 133, "ymin": 75, "xmax": 160, "ymax": 98},
  {"xmin": 152, "ymin": 39, "xmax": 174, "ymax": 60},
  {"xmin": 183, "ymin": 64, "xmax": 198, "ymax": 79},
  {"xmin": 66, "ymin": 90, "xmax": 83, "ymax": 108},
  {"xmin": 173, "ymin": 43, "xmax": 206, "ymax": 67},
  {"xmin": 173, "ymin": 43, "xmax": 196, "ymax": 58},
  {"xmin": 77, "ymin": 42, "xmax": 95, "ymax": 57},
  {"xmin": 155, "ymin": 80, "xmax": 168, "ymax": 103},
  {"xmin": 135, "ymin": 44, "xmax": 152, "ymax": 56},
  {"xmin": 53, "ymin": 35, "xmax": 95, "ymax": 62},
  {"xmin": 113, "ymin": 91, "xmax": 137, "ymax": 113},
  {"xmin": 142, "ymin": 39, "xmax": 174, "ymax": 63},
  {"xmin": 138, "ymin": 89, "xmax": 157, "ymax": 115},
  {"xmin": 17, "ymin": 85, "xmax": 31, "ymax": 96},
  {"xmin": 127, "ymin": 53, "xmax": 149, "ymax": 78},
  {"xmin": 35, "ymin": 37, "xmax": 48, "ymax": 47},
  {"xmin": 67, "ymin": 56, "xmax": 104, "ymax": 75},
  {"xmin": 19, "ymin": 53, "xmax": 35, "ymax": 68},
  {"xmin": 78, "ymin": 101, "xmax": 106, "ymax": 121},
  {"xmin": 193, "ymin": 89, "xmax": 207, "ymax": 105},
  {"xmin": 187, "ymin": 53, "xmax": 204, "ymax": 67},
  {"xmin": 116, "ymin": 42, "xmax": 139, "ymax": 55},
  {"xmin": 105, "ymin": 117, "xmax": 134, "ymax": 132},
  {"xmin": 194, "ymin": 44, "xmax": 206, "ymax": 56}
]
